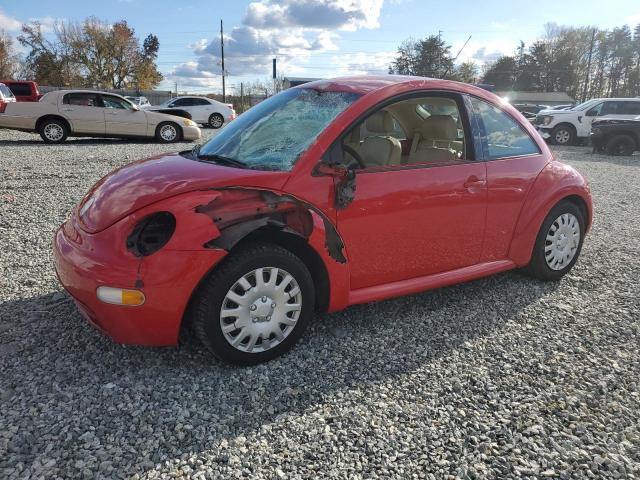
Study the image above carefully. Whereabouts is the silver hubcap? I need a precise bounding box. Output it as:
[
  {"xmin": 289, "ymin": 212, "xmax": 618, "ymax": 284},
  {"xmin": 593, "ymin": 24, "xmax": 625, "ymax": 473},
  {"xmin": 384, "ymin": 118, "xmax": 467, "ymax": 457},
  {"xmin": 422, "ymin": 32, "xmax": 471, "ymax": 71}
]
[
  {"xmin": 545, "ymin": 213, "xmax": 580, "ymax": 270},
  {"xmin": 220, "ymin": 267, "xmax": 302, "ymax": 353},
  {"xmin": 44, "ymin": 124, "xmax": 64, "ymax": 141},
  {"xmin": 210, "ymin": 115, "xmax": 223, "ymax": 128},
  {"xmin": 160, "ymin": 124, "xmax": 177, "ymax": 141},
  {"xmin": 555, "ymin": 129, "xmax": 570, "ymax": 144}
]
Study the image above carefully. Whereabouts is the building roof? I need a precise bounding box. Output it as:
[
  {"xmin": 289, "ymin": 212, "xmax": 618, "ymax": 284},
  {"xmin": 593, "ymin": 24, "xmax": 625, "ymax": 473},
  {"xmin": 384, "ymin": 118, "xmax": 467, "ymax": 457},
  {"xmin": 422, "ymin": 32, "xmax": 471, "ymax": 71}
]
[{"xmin": 498, "ymin": 91, "xmax": 575, "ymax": 103}]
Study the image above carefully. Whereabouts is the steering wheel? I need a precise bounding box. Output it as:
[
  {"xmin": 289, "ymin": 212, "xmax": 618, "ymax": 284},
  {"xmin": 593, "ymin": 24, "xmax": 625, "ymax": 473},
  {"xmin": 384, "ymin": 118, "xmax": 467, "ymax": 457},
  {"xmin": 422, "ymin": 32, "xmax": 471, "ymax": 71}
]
[{"xmin": 342, "ymin": 144, "xmax": 366, "ymax": 169}]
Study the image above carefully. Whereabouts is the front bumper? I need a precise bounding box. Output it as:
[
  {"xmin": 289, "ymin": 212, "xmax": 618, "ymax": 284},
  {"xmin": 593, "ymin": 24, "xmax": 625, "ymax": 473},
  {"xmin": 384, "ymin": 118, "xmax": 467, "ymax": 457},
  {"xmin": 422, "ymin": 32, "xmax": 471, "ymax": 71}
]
[
  {"xmin": 536, "ymin": 126, "xmax": 553, "ymax": 139},
  {"xmin": 53, "ymin": 216, "xmax": 226, "ymax": 346},
  {"xmin": 182, "ymin": 125, "xmax": 202, "ymax": 141}
]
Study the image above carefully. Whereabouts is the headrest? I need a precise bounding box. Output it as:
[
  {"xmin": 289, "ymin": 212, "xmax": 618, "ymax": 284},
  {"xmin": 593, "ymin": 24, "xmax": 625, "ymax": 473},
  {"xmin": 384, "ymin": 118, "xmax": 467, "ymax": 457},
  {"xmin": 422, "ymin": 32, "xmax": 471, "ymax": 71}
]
[
  {"xmin": 419, "ymin": 115, "xmax": 457, "ymax": 140},
  {"xmin": 365, "ymin": 110, "xmax": 395, "ymax": 134}
]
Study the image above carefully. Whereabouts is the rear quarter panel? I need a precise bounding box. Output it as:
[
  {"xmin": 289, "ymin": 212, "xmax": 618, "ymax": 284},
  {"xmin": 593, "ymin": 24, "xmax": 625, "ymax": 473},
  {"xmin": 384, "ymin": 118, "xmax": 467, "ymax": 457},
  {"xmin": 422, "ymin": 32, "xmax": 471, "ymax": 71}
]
[
  {"xmin": 508, "ymin": 160, "xmax": 592, "ymax": 266},
  {"xmin": 0, "ymin": 101, "xmax": 58, "ymax": 130}
]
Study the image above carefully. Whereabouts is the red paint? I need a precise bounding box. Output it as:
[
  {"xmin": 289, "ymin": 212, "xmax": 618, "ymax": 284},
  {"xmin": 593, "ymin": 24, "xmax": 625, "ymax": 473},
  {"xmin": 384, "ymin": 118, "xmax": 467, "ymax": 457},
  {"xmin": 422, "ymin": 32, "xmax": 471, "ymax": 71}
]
[
  {"xmin": 0, "ymin": 80, "xmax": 41, "ymax": 102},
  {"xmin": 54, "ymin": 76, "xmax": 593, "ymax": 346}
]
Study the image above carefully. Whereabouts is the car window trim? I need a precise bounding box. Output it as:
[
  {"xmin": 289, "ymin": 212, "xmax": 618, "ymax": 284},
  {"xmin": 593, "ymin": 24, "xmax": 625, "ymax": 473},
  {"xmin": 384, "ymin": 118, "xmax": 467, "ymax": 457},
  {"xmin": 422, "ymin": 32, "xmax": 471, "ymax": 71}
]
[
  {"xmin": 321, "ymin": 89, "xmax": 478, "ymax": 173},
  {"xmin": 466, "ymin": 93, "xmax": 542, "ymax": 161}
]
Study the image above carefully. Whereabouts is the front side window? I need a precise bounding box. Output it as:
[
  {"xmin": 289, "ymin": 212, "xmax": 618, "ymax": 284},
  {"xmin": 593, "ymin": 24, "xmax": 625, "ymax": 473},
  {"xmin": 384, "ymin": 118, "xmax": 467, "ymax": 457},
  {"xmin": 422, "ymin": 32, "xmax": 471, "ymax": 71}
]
[
  {"xmin": 102, "ymin": 95, "xmax": 133, "ymax": 110},
  {"xmin": 470, "ymin": 97, "xmax": 540, "ymax": 160},
  {"xmin": 63, "ymin": 93, "xmax": 100, "ymax": 107},
  {"xmin": 0, "ymin": 84, "xmax": 14, "ymax": 99},
  {"xmin": 199, "ymin": 88, "xmax": 360, "ymax": 171},
  {"xmin": 342, "ymin": 94, "xmax": 468, "ymax": 169}
]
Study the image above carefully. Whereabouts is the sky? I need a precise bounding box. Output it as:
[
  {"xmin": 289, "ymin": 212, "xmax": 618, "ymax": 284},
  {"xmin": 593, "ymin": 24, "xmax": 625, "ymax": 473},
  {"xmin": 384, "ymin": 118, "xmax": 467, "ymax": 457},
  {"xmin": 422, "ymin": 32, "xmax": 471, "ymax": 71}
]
[{"xmin": 1, "ymin": 0, "xmax": 640, "ymax": 94}]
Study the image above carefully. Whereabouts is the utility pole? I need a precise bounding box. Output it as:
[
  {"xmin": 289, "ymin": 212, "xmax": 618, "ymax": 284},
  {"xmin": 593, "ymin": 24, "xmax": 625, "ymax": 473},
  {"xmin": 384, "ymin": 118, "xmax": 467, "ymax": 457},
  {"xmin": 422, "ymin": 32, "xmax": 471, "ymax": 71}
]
[
  {"xmin": 437, "ymin": 30, "xmax": 443, "ymax": 78},
  {"xmin": 272, "ymin": 58, "xmax": 277, "ymax": 94},
  {"xmin": 174, "ymin": 82, "xmax": 177, "ymax": 97},
  {"xmin": 220, "ymin": 19, "xmax": 226, "ymax": 103},
  {"xmin": 240, "ymin": 82, "xmax": 244, "ymax": 112},
  {"xmin": 582, "ymin": 28, "xmax": 596, "ymax": 102}
]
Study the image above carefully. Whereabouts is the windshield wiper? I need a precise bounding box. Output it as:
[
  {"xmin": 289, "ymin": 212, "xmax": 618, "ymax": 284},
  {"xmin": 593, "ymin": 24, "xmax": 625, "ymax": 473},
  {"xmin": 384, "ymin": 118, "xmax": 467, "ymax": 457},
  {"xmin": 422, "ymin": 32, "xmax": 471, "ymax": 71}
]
[{"xmin": 193, "ymin": 148, "xmax": 248, "ymax": 169}]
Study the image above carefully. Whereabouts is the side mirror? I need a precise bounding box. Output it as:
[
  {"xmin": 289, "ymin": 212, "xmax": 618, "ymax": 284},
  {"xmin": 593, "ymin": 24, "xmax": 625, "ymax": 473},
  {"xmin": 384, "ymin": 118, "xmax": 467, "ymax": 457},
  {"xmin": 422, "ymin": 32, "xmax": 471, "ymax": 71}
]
[{"xmin": 314, "ymin": 162, "xmax": 350, "ymax": 178}]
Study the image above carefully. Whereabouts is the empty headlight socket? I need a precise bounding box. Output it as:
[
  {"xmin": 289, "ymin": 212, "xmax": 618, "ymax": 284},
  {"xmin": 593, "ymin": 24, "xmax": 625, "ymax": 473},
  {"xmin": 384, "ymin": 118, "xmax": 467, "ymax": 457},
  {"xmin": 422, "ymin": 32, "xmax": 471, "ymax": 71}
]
[{"xmin": 126, "ymin": 212, "xmax": 176, "ymax": 257}]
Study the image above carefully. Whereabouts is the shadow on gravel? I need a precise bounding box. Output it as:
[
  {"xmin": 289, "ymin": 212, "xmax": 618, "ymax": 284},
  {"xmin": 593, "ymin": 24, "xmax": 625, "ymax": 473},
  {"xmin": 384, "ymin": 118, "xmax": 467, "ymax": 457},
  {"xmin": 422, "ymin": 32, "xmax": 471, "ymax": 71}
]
[
  {"xmin": 551, "ymin": 145, "xmax": 640, "ymax": 167},
  {"xmin": 0, "ymin": 272, "xmax": 558, "ymax": 475}
]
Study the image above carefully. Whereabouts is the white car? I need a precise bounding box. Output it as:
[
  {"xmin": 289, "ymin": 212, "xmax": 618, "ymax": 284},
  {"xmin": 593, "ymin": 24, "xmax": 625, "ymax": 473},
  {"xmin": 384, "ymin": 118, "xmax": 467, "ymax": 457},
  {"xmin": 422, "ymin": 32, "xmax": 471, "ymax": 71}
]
[
  {"xmin": 0, "ymin": 89, "xmax": 201, "ymax": 143},
  {"xmin": 125, "ymin": 96, "xmax": 151, "ymax": 109},
  {"xmin": 157, "ymin": 96, "xmax": 236, "ymax": 129},
  {"xmin": 534, "ymin": 98, "xmax": 640, "ymax": 145},
  {"xmin": 0, "ymin": 82, "xmax": 17, "ymax": 104}
]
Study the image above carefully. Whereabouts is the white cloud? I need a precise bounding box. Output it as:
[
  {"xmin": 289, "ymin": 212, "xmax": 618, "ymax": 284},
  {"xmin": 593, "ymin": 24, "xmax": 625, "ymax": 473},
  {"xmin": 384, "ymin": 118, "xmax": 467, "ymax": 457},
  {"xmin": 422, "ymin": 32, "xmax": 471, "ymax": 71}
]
[
  {"xmin": 331, "ymin": 51, "xmax": 395, "ymax": 76},
  {"xmin": 451, "ymin": 39, "xmax": 516, "ymax": 66},
  {"xmin": 167, "ymin": 0, "xmax": 383, "ymax": 88},
  {"xmin": 627, "ymin": 12, "xmax": 640, "ymax": 26},
  {"xmin": 0, "ymin": 10, "xmax": 21, "ymax": 31}
]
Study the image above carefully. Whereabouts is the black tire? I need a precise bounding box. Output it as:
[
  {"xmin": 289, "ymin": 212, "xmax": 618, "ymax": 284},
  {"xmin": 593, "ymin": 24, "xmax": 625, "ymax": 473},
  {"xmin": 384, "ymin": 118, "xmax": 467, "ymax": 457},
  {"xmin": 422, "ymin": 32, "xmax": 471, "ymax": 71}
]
[
  {"xmin": 524, "ymin": 201, "xmax": 585, "ymax": 281},
  {"xmin": 39, "ymin": 118, "xmax": 68, "ymax": 144},
  {"xmin": 208, "ymin": 113, "xmax": 224, "ymax": 129},
  {"xmin": 155, "ymin": 122, "xmax": 181, "ymax": 143},
  {"xmin": 550, "ymin": 125, "xmax": 575, "ymax": 146},
  {"xmin": 605, "ymin": 134, "xmax": 636, "ymax": 156},
  {"xmin": 190, "ymin": 243, "xmax": 315, "ymax": 365}
]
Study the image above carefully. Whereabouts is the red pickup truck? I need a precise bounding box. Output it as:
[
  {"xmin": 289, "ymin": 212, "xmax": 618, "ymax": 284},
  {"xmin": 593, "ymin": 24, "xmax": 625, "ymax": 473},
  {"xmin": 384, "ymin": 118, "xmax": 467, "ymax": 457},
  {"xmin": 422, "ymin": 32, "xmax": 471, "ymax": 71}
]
[{"xmin": 0, "ymin": 80, "xmax": 41, "ymax": 102}]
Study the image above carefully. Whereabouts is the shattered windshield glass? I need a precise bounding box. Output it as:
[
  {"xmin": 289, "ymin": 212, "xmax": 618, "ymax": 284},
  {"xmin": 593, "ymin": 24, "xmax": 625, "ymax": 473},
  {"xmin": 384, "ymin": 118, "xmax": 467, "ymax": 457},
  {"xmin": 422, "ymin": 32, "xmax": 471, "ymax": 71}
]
[{"xmin": 198, "ymin": 88, "xmax": 360, "ymax": 171}]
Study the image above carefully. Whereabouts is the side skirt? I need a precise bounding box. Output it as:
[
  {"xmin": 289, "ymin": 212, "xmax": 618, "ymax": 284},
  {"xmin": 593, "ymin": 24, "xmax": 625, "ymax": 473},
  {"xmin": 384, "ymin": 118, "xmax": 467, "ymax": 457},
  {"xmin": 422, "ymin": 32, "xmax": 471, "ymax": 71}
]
[{"xmin": 347, "ymin": 260, "xmax": 516, "ymax": 306}]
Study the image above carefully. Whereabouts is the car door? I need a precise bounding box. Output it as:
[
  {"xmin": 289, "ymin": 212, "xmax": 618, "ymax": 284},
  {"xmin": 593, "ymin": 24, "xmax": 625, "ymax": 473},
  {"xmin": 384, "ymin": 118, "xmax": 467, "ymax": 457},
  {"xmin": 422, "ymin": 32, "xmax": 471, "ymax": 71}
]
[
  {"xmin": 467, "ymin": 96, "xmax": 549, "ymax": 262},
  {"xmin": 59, "ymin": 92, "xmax": 105, "ymax": 134},
  {"xmin": 100, "ymin": 94, "xmax": 148, "ymax": 137},
  {"xmin": 188, "ymin": 98, "xmax": 213, "ymax": 123},
  {"xmin": 334, "ymin": 92, "xmax": 487, "ymax": 290}
]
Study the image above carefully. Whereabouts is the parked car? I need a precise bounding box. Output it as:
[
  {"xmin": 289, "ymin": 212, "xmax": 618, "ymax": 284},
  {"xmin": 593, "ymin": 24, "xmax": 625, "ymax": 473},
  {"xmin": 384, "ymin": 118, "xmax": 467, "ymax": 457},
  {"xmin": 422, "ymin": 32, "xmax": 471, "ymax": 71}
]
[
  {"xmin": 0, "ymin": 89, "xmax": 201, "ymax": 143},
  {"xmin": 534, "ymin": 97, "xmax": 640, "ymax": 145},
  {"xmin": 591, "ymin": 116, "xmax": 640, "ymax": 155},
  {"xmin": 156, "ymin": 95, "xmax": 236, "ymax": 128},
  {"xmin": 0, "ymin": 80, "xmax": 41, "ymax": 102},
  {"xmin": 0, "ymin": 82, "xmax": 17, "ymax": 106},
  {"xmin": 53, "ymin": 76, "xmax": 592, "ymax": 365},
  {"xmin": 125, "ymin": 96, "xmax": 151, "ymax": 108}
]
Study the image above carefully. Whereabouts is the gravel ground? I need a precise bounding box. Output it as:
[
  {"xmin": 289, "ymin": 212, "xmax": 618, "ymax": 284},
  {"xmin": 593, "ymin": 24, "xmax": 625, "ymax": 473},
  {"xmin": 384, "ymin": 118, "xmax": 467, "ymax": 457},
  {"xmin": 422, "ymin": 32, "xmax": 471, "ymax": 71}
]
[{"xmin": 0, "ymin": 129, "xmax": 639, "ymax": 479}]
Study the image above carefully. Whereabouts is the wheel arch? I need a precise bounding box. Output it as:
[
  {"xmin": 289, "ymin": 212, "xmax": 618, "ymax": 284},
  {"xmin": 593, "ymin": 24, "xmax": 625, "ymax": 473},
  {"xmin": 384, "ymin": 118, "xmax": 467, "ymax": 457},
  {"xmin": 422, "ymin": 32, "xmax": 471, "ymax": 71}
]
[
  {"xmin": 155, "ymin": 120, "xmax": 184, "ymax": 141},
  {"xmin": 36, "ymin": 114, "xmax": 71, "ymax": 133},
  {"xmin": 508, "ymin": 161, "xmax": 593, "ymax": 266}
]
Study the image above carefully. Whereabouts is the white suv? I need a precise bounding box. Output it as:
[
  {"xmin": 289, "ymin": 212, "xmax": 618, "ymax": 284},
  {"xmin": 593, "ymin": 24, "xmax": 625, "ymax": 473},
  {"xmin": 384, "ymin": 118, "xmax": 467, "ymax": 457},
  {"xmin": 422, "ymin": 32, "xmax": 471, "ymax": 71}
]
[
  {"xmin": 534, "ymin": 98, "xmax": 640, "ymax": 145},
  {"xmin": 157, "ymin": 96, "xmax": 236, "ymax": 129}
]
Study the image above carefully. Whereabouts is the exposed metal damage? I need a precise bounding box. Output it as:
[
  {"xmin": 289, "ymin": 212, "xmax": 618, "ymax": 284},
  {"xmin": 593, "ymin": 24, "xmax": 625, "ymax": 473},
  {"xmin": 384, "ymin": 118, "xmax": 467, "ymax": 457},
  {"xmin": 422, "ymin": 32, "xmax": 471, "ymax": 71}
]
[{"xmin": 195, "ymin": 188, "xmax": 347, "ymax": 263}]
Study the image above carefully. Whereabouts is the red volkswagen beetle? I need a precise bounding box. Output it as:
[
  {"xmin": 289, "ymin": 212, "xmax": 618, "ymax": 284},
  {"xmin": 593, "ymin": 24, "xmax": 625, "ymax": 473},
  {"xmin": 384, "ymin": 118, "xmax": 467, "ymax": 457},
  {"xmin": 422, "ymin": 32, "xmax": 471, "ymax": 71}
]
[{"xmin": 54, "ymin": 76, "xmax": 592, "ymax": 365}]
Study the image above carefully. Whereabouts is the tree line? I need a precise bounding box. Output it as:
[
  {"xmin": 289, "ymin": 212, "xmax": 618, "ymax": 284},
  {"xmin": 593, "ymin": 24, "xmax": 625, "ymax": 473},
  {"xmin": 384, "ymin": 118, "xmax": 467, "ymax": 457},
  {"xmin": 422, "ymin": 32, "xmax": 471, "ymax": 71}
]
[
  {"xmin": 0, "ymin": 17, "xmax": 162, "ymax": 90},
  {"xmin": 389, "ymin": 23, "xmax": 640, "ymax": 101}
]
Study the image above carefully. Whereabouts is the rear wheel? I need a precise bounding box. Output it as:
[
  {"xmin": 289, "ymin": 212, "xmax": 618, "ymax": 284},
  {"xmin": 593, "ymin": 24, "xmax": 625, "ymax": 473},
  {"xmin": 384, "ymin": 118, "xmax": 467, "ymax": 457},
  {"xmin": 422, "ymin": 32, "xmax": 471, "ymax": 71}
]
[
  {"xmin": 208, "ymin": 113, "xmax": 224, "ymax": 129},
  {"xmin": 524, "ymin": 201, "xmax": 585, "ymax": 281},
  {"xmin": 550, "ymin": 125, "xmax": 575, "ymax": 146},
  {"xmin": 605, "ymin": 134, "xmax": 636, "ymax": 156},
  {"xmin": 190, "ymin": 243, "xmax": 315, "ymax": 365},
  {"xmin": 155, "ymin": 122, "xmax": 181, "ymax": 143},
  {"xmin": 39, "ymin": 118, "xmax": 68, "ymax": 144}
]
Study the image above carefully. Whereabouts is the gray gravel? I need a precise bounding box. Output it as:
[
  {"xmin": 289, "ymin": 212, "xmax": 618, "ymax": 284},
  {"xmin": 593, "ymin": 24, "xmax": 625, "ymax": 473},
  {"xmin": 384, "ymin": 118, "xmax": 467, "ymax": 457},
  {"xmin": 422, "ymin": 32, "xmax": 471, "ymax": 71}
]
[{"xmin": 1, "ymin": 129, "xmax": 639, "ymax": 479}]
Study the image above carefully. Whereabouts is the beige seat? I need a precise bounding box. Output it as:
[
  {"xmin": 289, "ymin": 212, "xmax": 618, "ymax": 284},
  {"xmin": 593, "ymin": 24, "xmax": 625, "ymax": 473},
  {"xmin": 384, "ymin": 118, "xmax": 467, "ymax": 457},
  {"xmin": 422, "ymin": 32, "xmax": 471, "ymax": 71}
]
[
  {"xmin": 408, "ymin": 115, "xmax": 461, "ymax": 164},
  {"xmin": 354, "ymin": 111, "xmax": 402, "ymax": 167}
]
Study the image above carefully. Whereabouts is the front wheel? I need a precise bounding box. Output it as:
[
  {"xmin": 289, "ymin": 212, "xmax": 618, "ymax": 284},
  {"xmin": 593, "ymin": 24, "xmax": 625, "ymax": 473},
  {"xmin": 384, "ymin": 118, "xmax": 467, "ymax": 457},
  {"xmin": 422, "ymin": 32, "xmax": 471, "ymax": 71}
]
[
  {"xmin": 208, "ymin": 113, "xmax": 224, "ymax": 129},
  {"xmin": 524, "ymin": 201, "xmax": 585, "ymax": 281},
  {"xmin": 550, "ymin": 125, "xmax": 575, "ymax": 146},
  {"xmin": 155, "ymin": 122, "xmax": 181, "ymax": 143},
  {"xmin": 190, "ymin": 243, "xmax": 315, "ymax": 365}
]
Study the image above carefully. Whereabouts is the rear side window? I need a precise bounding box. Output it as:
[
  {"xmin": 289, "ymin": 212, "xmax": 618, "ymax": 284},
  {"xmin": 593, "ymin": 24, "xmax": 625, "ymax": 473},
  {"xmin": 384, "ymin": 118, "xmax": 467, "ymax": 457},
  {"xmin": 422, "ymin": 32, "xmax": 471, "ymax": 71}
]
[
  {"xmin": 621, "ymin": 102, "xmax": 640, "ymax": 115},
  {"xmin": 192, "ymin": 98, "xmax": 210, "ymax": 106},
  {"xmin": 172, "ymin": 98, "xmax": 193, "ymax": 107},
  {"xmin": 470, "ymin": 97, "xmax": 540, "ymax": 160},
  {"xmin": 63, "ymin": 93, "xmax": 101, "ymax": 107},
  {"xmin": 7, "ymin": 83, "xmax": 31, "ymax": 96}
]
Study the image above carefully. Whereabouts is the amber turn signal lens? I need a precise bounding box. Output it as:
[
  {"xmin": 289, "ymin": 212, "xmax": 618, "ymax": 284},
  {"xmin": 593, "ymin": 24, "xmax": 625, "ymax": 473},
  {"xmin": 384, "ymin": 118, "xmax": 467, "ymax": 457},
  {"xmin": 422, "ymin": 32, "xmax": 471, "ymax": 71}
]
[{"xmin": 96, "ymin": 286, "xmax": 145, "ymax": 306}]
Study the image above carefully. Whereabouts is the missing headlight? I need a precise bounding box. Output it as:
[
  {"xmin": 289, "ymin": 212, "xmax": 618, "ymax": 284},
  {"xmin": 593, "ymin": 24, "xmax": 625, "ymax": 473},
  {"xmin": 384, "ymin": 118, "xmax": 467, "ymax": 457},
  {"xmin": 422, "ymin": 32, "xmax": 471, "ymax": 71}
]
[{"xmin": 126, "ymin": 212, "xmax": 176, "ymax": 257}]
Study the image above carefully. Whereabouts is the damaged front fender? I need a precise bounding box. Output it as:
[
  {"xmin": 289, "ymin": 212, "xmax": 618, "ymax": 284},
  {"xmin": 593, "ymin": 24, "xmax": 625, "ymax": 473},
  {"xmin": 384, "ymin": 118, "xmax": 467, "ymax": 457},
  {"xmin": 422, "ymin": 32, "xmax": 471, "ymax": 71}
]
[{"xmin": 195, "ymin": 188, "xmax": 347, "ymax": 263}]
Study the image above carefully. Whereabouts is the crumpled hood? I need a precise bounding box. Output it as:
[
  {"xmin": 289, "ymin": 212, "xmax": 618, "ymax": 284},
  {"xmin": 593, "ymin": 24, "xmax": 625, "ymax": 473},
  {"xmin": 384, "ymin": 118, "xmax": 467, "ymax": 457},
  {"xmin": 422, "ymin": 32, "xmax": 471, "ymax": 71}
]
[{"xmin": 78, "ymin": 152, "xmax": 289, "ymax": 233}]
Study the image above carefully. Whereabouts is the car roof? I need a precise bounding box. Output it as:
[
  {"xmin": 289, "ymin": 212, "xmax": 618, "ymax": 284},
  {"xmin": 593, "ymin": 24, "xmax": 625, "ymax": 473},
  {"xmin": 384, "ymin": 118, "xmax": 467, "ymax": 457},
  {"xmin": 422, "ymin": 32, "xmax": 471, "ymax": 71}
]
[{"xmin": 296, "ymin": 75, "xmax": 498, "ymax": 99}]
